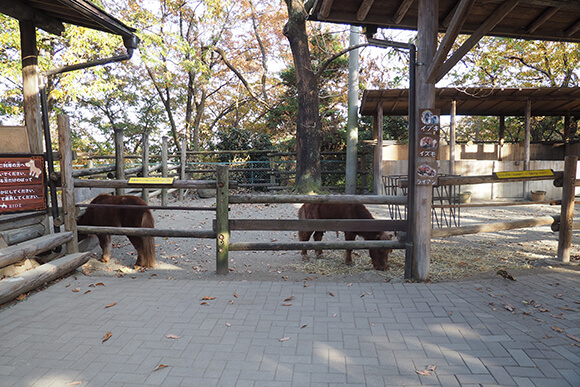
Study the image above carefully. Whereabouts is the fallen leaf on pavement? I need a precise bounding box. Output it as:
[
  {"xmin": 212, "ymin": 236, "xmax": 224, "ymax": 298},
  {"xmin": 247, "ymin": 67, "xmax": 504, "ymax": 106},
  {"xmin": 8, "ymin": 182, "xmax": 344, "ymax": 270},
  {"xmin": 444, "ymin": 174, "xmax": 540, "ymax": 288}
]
[
  {"xmin": 102, "ymin": 332, "xmax": 112, "ymax": 343},
  {"xmin": 153, "ymin": 364, "xmax": 169, "ymax": 372}
]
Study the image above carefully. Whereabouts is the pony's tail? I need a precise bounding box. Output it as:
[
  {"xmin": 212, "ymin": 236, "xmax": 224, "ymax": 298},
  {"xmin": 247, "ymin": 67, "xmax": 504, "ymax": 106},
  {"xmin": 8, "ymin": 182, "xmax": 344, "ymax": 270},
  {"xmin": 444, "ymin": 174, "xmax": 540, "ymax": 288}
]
[{"xmin": 140, "ymin": 210, "xmax": 156, "ymax": 267}]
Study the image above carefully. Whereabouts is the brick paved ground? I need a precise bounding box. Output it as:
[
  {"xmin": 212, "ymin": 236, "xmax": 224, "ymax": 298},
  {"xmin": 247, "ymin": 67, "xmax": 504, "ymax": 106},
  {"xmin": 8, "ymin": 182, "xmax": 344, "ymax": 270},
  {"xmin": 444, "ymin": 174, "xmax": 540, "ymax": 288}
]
[{"xmin": 0, "ymin": 268, "xmax": 579, "ymax": 386}]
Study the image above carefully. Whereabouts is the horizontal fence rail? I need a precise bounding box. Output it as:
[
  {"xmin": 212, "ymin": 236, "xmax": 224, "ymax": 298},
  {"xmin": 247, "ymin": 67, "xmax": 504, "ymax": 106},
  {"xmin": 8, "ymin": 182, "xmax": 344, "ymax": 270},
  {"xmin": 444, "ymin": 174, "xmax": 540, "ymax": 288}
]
[
  {"xmin": 229, "ymin": 240, "xmax": 405, "ymax": 252},
  {"xmin": 225, "ymin": 219, "xmax": 407, "ymax": 232},
  {"xmin": 76, "ymin": 225, "xmax": 216, "ymax": 239},
  {"xmin": 229, "ymin": 194, "xmax": 407, "ymax": 205}
]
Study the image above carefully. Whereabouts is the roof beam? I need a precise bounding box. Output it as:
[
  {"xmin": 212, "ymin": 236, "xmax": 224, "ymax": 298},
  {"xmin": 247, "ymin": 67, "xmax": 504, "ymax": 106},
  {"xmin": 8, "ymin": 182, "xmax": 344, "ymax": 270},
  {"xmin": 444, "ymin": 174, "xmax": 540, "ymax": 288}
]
[
  {"xmin": 319, "ymin": 0, "xmax": 334, "ymax": 18},
  {"xmin": 434, "ymin": 0, "xmax": 520, "ymax": 83},
  {"xmin": 0, "ymin": 0, "xmax": 64, "ymax": 35},
  {"xmin": 526, "ymin": 6, "xmax": 560, "ymax": 33},
  {"xmin": 356, "ymin": 0, "xmax": 374, "ymax": 21},
  {"xmin": 565, "ymin": 18, "xmax": 580, "ymax": 37},
  {"xmin": 427, "ymin": 0, "xmax": 476, "ymax": 84},
  {"xmin": 392, "ymin": 0, "xmax": 414, "ymax": 24}
]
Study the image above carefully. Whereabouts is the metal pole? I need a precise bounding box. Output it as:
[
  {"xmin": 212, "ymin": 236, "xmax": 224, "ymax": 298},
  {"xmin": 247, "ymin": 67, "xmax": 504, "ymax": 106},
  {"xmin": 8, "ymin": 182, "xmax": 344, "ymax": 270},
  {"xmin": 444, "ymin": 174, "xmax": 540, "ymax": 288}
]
[{"xmin": 345, "ymin": 25, "xmax": 361, "ymax": 194}]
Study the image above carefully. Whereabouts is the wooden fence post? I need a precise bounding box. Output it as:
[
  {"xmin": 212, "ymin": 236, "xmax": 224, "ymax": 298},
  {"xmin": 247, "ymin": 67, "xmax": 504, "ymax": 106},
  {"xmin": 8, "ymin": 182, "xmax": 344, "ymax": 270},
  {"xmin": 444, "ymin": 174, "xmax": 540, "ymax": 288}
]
[
  {"xmin": 215, "ymin": 165, "xmax": 230, "ymax": 274},
  {"xmin": 57, "ymin": 114, "xmax": 78, "ymax": 253},
  {"xmin": 161, "ymin": 136, "xmax": 168, "ymax": 206},
  {"xmin": 114, "ymin": 127, "xmax": 124, "ymax": 196},
  {"xmin": 179, "ymin": 138, "xmax": 186, "ymax": 200},
  {"xmin": 558, "ymin": 155, "xmax": 577, "ymax": 262},
  {"xmin": 142, "ymin": 131, "xmax": 149, "ymax": 204}
]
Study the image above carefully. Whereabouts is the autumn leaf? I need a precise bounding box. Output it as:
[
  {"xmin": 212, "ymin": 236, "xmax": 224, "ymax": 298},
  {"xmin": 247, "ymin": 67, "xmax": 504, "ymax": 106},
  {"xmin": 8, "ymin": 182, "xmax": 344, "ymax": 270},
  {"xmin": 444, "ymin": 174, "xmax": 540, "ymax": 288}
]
[
  {"xmin": 201, "ymin": 296, "xmax": 216, "ymax": 301},
  {"xmin": 102, "ymin": 332, "xmax": 112, "ymax": 343},
  {"xmin": 200, "ymin": 302, "xmax": 208, "ymax": 305},
  {"xmin": 65, "ymin": 382, "xmax": 83, "ymax": 386},
  {"xmin": 284, "ymin": 296, "xmax": 295, "ymax": 302},
  {"xmin": 153, "ymin": 364, "xmax": 169, "ymax": 372},
  {"xmin": 566, "ymin": 334, "xmax": 580, "ymax": 343},
  {"xmin": 95, "ymin": 282, "xmax": 105, "ymax": 287},
  {"xmin": 416, "ymin": 369, "xmax": 431, "ymax": 376},
  {"xmin": 16, "ymin": 294, "xmax": 27, "ymax": 301},
  {"xmin": 233, "ymin": 293, "xmax": 238, "ymax": 298},
  {"xmin": 552, "ymin": 326, "xmax": 563, "ymax": 333},
  {"xmin": 225, "ymin": 322, "xmax": 231, "ymax": 327},
  {"xmin": 105, "ymin": 302, "xmax": 117, "ymax": 308},
  {"xmin": 84, "ymin": 290, "xmax": 91, "ymax": 294},
  {"xmin": 278, "ymin": 337, "xmax": 291, "ymax": 342},
  {"xmin": 72, "ymin": 287, "xmax": 80, "ymax": 293},
  {"xmin": 504, "ymin": 302, "xmax": 515, "ymax": 312},
  {"xmin": 300, "ymin": 324, "xmax": 308, "ymax": 329},
  {"xmin": 165, "ymin": 334, "xmax": 180, "ymax": 339},
  {"xmin": 329, "ymin": 292, "xmax": 335, "ymax": 297}
]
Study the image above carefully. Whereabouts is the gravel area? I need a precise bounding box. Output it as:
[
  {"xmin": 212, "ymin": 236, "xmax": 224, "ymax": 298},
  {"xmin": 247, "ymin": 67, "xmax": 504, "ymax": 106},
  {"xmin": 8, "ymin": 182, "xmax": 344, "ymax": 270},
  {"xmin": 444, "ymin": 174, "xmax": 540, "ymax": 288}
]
[{"xmin": 80, "ymin": 192, "xmax": 580, "ymax": 283}]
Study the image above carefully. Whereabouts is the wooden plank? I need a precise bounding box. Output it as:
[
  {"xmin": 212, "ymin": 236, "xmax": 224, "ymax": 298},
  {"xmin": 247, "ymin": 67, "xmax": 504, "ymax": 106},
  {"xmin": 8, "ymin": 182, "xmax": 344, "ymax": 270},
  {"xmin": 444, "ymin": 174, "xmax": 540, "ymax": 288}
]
[
  {"xmin": 558, "ymin": 156, "xmax": 577, "ymax": 262},
  {"xmin": 229, "ymin": 194, "xmax": 407, "ymax": 205},
  {"xmin": 226, "ymin": 219, "xmax": 407, "ymax": 232},
  {"xmin": 0, "ymin": 252, "xmax": 91, "ymax": 306},
  {"xmin": 58, "ymin": 115, "xmax": 78, "ymax": 254},
  {"xmin": 356, "ymin": 0, "xmax": 374, "ymax": 21},
  {"xmin": 73, "ymin": 179, "xmax": 224, "ymax": 189},
  {"xmin": 0, "ymin": 232, "xmax": 73, "ymax": 269},
  {"xmin": 431, "ymin": 216, "xmax": 556, "ymax": 238},
  {"xmin": 215, "ymin": 165, "xmax": 229, "ymax": 275},
  {"xmin": 229, "ymin": 240, "xmax": 405, "ymax": 252},
  {"xmin": 76, "ymin": 225, "xmax": 216, "ymax": 239}
]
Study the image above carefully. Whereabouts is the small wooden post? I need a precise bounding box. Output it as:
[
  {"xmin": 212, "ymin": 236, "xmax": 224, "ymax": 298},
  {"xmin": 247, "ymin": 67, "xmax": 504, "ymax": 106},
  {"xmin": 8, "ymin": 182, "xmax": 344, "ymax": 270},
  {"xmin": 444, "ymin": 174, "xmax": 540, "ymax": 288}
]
[
  {"xmin": 269, "ymin": 154, "xmax": 277, "ymax": 187},
  {"xmin": 373, "ymin": 103, "xmax": 384, "ymax": 194},
  {"xmin": 558, "ymin": 155, "xmax": 577, "ymax": 262},
  {"xmin": 57, "ymin": 114, "xmax": 78, "ymax": 254},
  {"xmin": 20, "ymin": 20, "xmax": 43, "ymax": 154},
  {"xmin": 161, "ymin": 136, "xmax": 168, "ymax": 206},
  {"xmin": 215, "ymin": 165, "xmax": 230, "ymax": 275},
  {"xmin": 142, "ymin": 131, "xmax": 149, "ymax": 203},
  {"xmin": 523, "ymin": 99, "xmax": 531, "ymax": 198},
  {"xmin": 114, "ymin": 127, "xmax": 125, "ymax": 196},
  {"xmin": 179, "ymin": 138, "xmax": 186, "ymax": 200},
  {"xmin": 449, "ymin": 100, "xmax": 456, "ymax": 175}
]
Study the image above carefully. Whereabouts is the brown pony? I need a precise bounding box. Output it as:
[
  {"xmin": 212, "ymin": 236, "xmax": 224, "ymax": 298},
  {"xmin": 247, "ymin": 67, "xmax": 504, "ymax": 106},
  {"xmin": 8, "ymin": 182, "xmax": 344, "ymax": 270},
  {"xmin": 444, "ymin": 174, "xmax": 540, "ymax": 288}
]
[
  {"xmin": 77, "ymin": 194, "xmax": 156, "ymax": 268},
  {"xmin": 298, "ymin": 203, "xmax": 395, "ymax": 271}
]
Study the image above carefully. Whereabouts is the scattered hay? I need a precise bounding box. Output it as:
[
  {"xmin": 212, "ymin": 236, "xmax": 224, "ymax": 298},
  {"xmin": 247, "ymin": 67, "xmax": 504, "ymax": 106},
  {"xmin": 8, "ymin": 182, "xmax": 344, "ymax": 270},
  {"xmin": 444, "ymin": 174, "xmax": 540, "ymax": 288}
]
[{"xmin": 289, "ymin": 237, "xmax": 552, "ymax": 282}]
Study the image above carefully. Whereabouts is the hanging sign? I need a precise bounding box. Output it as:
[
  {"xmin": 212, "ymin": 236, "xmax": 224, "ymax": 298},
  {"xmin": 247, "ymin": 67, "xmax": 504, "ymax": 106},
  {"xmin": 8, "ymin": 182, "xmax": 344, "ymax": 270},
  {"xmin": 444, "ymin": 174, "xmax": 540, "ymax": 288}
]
[
  {"xmin": 128, "ymin": 177, "xmax": 175, "ymax": 185},
  {"xmin": 0, "ymin": 155, "xmax": 47, "ymax": 214},
  {"xmin": 416, "ymin": 109, "xmax": 440, "ymax": 186}
]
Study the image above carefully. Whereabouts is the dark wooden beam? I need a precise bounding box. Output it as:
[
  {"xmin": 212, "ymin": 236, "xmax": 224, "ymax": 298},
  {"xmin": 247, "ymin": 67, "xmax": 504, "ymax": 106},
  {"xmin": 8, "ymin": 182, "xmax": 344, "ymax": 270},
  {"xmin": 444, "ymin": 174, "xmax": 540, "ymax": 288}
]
[
  {"xmin": 427, "ymin": 0, "xmax": 476, "ymax": 84},
  {"xmin": 392, "ymin": 0, "xmax": 414, "ymax": 24},
  {"xmin": 435, "ymin": 0, "xmax": 520, "ymax": 83},
  {"xmin": 565, "ymin": 18, "xmax": 580, "ymax": 37},
  {"xmin": 0, "ymin": 0, "xmax": 64, "ymax": 35},
  {"xmin": 356, "ymin": 0, "xmax": 375, "ymax": 21},
  {"xmin": 319, "ymin": 0, "xmax": 334, "ymax": 18},
  {"xmin": 526, "ymin": 6, "xmax": 560, "ymax": 33}
]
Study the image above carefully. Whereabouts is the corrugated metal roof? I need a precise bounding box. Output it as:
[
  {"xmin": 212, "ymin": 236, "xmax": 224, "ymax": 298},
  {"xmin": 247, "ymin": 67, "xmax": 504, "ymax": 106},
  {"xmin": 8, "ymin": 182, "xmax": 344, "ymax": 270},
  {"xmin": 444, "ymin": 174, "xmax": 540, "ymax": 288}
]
[{"xmin": 361, "ymin": 87, "xmax": 580, "ymax": 116}]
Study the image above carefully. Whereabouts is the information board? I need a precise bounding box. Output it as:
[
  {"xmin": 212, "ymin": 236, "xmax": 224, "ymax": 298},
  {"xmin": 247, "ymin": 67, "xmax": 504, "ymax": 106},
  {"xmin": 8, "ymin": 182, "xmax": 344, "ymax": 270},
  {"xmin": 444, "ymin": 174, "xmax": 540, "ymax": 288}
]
[
  {"xmin": 416, "ymin": 109, "xmax": 440, "ymax": 186},
  {"xmin": 0, "ymin": 155, "xmax": 47, "ymax": 214}
]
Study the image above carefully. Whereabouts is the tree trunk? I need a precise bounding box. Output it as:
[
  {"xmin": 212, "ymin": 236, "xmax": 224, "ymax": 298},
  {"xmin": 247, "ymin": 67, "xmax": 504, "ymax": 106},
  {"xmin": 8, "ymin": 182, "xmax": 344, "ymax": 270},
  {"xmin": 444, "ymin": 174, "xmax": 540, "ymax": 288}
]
[{"xmin": 283, "ymin": 0, "xmax": 321, "ymax": 192}]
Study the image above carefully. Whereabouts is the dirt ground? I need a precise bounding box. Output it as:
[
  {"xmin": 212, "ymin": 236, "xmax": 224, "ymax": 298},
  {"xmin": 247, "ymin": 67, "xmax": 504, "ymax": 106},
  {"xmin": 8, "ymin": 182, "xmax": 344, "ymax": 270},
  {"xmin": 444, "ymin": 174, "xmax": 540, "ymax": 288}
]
[{"xmin": 79, "ymin": 192, "xmax": 580, "ymax": 283}]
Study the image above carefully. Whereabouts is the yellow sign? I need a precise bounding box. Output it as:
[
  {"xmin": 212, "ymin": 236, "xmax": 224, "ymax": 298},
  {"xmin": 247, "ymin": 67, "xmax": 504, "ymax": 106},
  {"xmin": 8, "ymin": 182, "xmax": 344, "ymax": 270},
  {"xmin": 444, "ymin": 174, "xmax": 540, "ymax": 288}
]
[
  {"xmin": 494, "ymin": 169, "xmax": 554, "ymax": 179},
  {"xmin": 128, "ymin": 177, "xmax": 175, "ymax": 185}
]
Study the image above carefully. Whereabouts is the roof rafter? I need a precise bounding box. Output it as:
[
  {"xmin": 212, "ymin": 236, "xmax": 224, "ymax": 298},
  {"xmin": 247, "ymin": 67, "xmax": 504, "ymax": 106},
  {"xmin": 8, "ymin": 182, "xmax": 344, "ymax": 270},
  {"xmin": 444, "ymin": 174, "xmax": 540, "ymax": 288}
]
[{"xmin": 435, "ymin": 0, "xmax": 520, "ymax": 83}]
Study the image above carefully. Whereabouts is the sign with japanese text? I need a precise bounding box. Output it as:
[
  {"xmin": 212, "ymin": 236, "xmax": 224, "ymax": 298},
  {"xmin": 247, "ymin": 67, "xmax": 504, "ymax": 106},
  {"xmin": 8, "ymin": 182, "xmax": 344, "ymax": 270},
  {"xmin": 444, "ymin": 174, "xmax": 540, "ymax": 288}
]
[
  {"xmin": 0, "ymin": 155, "xmax": 47, "ymax": 214},
  {"xmin": 416, "ymin": 109, "xmax": 440, "ymax": 186}
]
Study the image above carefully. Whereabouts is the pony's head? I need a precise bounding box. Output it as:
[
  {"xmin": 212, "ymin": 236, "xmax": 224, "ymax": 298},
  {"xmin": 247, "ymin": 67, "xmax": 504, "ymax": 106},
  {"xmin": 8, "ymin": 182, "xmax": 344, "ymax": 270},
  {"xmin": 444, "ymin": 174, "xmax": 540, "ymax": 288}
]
[{"xmin": 369, "ymin": 231, "xmax": 396, "ymax": 271}]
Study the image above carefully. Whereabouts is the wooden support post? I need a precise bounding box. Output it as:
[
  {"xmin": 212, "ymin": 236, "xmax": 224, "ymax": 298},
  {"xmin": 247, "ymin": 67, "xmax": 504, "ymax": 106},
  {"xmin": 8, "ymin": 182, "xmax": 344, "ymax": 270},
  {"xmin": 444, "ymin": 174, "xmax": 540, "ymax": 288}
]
[
  {"xmin": 161, "ymin": 136, "xmax": 168, "ymax": 206},
  {"xmin": 114, "ymin": 127, "xmax": 125, "ymax": 196},
  {"xmin": 498, "ymin": 115, "xmax": 505, "ymax": 161},
  {"xmin": 179, "ymin": 138, "xmax": 187, "ymax": 200},
  {"xmin": 412, "ymin": 0, "xmax": 437, "ymax": 281},
  {"xmin": 449, "ymin": 100, "xmax": 456, "ymax": 175},
  {"xmin": 57, "ymin": 114, "xmax": 78, "ymax": 254},
  {"xmin": 19, "ymin": 20, "xmax": 43, "ymax": 153},
  {"xmin": 373, "ymin": 103, "xmax": 384, "ymax": 194},
  {"xmin": 269, "ymin": 154, "xmax": 277, "ymax": 187},
  {"xmin": 524, "ymin": 99, "xmax": 531, "ymax": 198},
  {"xmin": 142, "ymin": 131, "xmax": 149, "ymax": 203},
  {"xmin": 215, "ymin": 165, "xmax": 230, "ymax": 275},
  {"xmin": 558, "ymin": 155, "xmax": 577, "ymax": 262}
]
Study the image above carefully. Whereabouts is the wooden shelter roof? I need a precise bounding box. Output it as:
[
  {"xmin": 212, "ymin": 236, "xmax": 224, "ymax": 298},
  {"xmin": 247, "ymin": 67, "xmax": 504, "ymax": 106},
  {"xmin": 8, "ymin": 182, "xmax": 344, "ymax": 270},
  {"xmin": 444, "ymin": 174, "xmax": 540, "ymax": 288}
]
[
  {"xmin": 360, "ymin": 87, "xmax": 580, "ymax": 116},
  {"xmin": 310, "ymin": 0, "xmax": 580, "ymax": 44},
  {"xmin": 0, "ymin": 0, "xmax": 136, "ymax": 43}
]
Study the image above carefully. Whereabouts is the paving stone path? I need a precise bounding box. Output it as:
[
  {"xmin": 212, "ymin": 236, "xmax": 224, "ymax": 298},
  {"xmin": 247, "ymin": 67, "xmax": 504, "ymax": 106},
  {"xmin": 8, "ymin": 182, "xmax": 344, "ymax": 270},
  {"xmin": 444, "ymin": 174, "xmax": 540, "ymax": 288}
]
[{"xmin": 0, "ymin": 268, "xmax": 579, "ymax": 386}]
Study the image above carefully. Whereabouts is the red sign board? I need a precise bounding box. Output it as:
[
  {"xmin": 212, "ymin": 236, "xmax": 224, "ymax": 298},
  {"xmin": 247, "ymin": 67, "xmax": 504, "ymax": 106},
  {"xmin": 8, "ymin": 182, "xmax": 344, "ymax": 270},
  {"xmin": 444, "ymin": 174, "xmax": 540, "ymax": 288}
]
[{"xmin": 0, "ymin": 155, "xmax": 47, "ymax": 214}]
